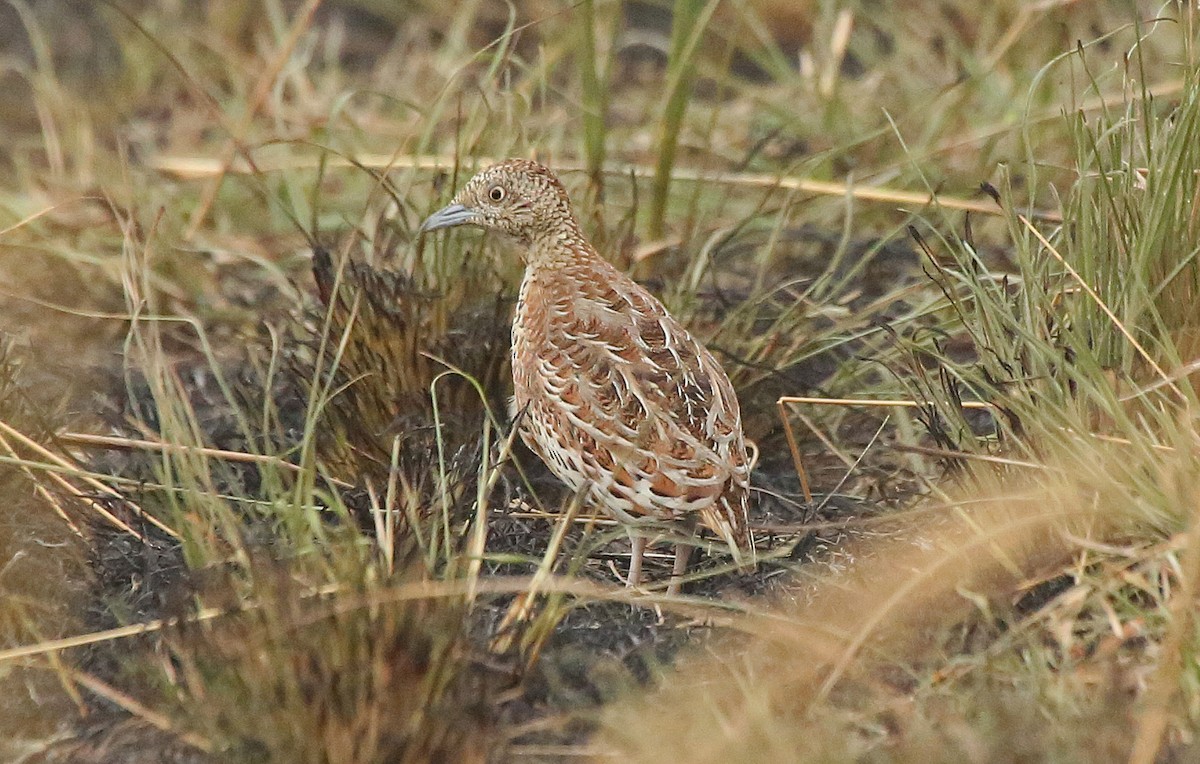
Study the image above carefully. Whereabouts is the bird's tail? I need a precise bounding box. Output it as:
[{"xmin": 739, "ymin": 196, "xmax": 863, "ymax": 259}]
[{"xmin": 700, "ymin": 489, "xmax": 755, "ymax": 571}]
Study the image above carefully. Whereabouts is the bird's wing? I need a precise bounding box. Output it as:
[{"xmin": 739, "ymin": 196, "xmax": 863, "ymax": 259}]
[{"xmin": 533, "ymin": 271, "xmax": 750, "ymax": 520}]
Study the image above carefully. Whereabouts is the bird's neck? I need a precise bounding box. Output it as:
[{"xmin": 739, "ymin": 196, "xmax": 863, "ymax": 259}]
[{"xmin": 524, "ymin": 219, "xmax": 598, "ymax": 270}]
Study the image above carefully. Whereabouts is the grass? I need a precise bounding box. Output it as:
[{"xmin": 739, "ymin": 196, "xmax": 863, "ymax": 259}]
[{"xmin": 0, "ymin": 0, "xmax": 1198, "ymax": 761}]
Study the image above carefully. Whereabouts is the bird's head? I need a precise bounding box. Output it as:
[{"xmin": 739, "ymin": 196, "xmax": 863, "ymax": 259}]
[{"xmin": 419, "ymin": 159, "xmax": 579, "ymax": 247}]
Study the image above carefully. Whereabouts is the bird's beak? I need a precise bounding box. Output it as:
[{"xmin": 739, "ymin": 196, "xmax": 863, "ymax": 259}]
[{"xmin": 419, "ymin": 202, "xmax": 478, "ymax": 233}]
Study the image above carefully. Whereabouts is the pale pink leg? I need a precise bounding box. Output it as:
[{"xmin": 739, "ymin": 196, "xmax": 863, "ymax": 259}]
[
  {"xmin": 668, "ymin": 541, "xmax": 692, "ymax": 595},
  {"xmin": 627, "ymin": 531, "xmax": 646, "ymax": 588}
]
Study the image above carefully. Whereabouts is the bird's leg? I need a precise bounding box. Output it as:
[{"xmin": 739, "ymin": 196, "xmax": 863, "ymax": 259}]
[
  {"xmin": 627, "ymin": 530, "xmax": 646, "ymax": 589},
  {"xmin": 667, "ymin": 518, "xmax": 699, "ymax": 595},
  {"xmin": 667, "ymin": 540, "xmax": 693, "ymax": 596}
]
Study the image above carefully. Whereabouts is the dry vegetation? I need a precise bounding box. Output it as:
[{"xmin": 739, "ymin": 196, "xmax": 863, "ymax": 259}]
[{"xmin": 0, "ymin": 0, "xmax": 1198, "ymax": 761}]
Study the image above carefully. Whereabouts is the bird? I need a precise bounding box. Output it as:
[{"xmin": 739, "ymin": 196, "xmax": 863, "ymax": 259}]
[{"xmin": 420, "ymin": 159, "xmax": 753, "ymax": 593}]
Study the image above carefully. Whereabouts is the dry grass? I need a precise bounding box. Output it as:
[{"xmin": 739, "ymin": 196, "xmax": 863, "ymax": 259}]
[
  {"xmin": 0, "ymin": 1, "xmax": 1197, "ymax": 761},
  {"xmin": 597, "ymin": 439, "xmax": 1200, "ymax": 761}
]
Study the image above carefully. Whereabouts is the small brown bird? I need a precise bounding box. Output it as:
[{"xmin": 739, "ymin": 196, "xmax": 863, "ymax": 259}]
[{"xmin": 421, "ymin": 160, "xmax": 753, "ymax": 593}]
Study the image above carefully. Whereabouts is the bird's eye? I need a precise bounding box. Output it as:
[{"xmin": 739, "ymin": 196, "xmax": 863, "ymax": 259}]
[{"xmin": 488, "ymin": 185, "xmax": 506, "ymax": 202}]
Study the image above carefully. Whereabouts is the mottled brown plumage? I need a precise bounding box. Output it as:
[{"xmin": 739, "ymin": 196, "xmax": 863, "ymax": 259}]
[{"xmin": 422, "ymin": 159, "xmax": 753, "ymax": 592}]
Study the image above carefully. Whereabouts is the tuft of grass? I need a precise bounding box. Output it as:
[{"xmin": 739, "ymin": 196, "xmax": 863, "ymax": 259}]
[
  {"xmin": 885, "ymin": 24, "xmax": 1200, "ymax": 494},
  {"xmin": 155, "ymin": 553, "xmax": 507, "ymax": 764}
]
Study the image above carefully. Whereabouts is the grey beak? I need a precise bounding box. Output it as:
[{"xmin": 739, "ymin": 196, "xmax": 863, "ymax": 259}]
[{"xmin": 419, "ymin": 203, "xmax": 478, "ymax": 232}]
